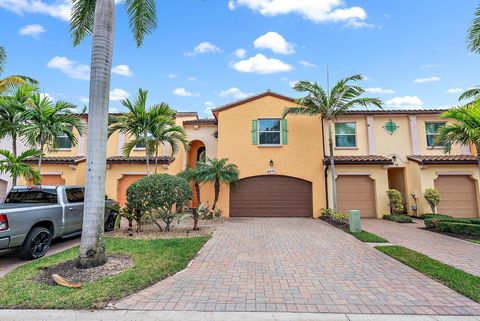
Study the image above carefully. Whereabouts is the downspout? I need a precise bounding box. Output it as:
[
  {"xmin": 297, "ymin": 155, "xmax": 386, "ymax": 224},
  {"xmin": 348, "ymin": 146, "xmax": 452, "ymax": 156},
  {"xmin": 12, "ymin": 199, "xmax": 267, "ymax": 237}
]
[{"xmin": 321, "ymin": 117, "xmax": 329, "ymax": 209}]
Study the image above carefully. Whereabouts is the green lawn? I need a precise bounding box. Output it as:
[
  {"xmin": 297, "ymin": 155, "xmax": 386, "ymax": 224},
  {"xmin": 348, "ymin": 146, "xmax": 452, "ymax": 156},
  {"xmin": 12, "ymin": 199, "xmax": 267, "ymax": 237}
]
[
  {"xmin": 376, "ymin": 245, "xmax": 480, "ymax": 303},
  {"xmin": 469, "ymin": 240, "xmax": 480, "ymax": 244},
  {"xmin": 0, "ymin": 236, "xmax": 208, "ymax": 309},
  {"xmin": 350, "ymin": 230, "xmax": 388, "ymax": 243}
]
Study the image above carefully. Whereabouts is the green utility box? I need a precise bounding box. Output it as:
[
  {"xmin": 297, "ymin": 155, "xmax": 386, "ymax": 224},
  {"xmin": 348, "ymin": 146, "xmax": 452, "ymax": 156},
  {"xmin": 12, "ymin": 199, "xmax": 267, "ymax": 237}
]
[{"xmin": 349, "ymin": 210, "xmax": 361, "ymax": 233}]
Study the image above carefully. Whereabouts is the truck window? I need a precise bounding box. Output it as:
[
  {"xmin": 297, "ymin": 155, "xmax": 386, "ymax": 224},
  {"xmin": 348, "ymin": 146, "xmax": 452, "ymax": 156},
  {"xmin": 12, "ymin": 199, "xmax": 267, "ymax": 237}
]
[
  {"xmin": 66, "ymin": 188, "xmax": 84, "ymax": 203},
  {"xmin": 4, "ymin": 189, "xmax": 58, "ymax": 204}
]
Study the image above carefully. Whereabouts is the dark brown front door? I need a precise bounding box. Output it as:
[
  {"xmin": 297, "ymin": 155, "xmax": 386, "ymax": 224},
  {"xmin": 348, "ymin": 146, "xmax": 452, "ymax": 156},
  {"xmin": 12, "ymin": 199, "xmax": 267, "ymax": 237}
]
[{"xmin": 229, "ymin": 175, "xmax": 312, "ymax": 217}]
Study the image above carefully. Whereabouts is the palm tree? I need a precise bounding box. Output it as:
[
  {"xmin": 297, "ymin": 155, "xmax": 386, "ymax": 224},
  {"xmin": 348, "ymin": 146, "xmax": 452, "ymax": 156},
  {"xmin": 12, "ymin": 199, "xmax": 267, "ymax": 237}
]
[
  {"xmin": 0, "ymin": 46, "xmax": 38, "ymax": 93},
  {"xmin": 0, "ymin": 149, "xmax": 41, "ymax": 186},
  {"xmin": 459, "ymin": 3, "xmax": 480, "ymax": 101},
  {"xmin": 0, "ymin": 84, "xmax": 38, "ymax": 158},
  {"xmin": 197, "ymin": 158, "xmax": 239, "ymax": 211},
  {"xmin": 178, "ymin": 166, "xmax": 203, "ymax": 205},
  {"xmin": 21, "ymin": 93, "xmax": 83, "ymax": 173},
  {"xmin": 283, "ymin": 75, "xmax": 382, "ymax": 211},
  {"xmin": 109, "ymin": 89, "xmax": 154, "ymax": 175},
  {"xmin": 435, "ymin": 102, "xmax": 480, "ymax": 178},
  {"xmin": 0, "ymin": 46, "xmax": 5, "ymax": 75},
  {"xmin": 71, "ymin": 0, "xmax": 157, "ymax": 269}
]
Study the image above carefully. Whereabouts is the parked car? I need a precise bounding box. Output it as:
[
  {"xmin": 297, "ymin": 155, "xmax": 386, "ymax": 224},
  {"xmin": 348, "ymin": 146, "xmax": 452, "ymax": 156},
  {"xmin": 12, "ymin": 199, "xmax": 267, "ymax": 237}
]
[{"xmin": 0, "ymin": 185, "xmax": 118, "ymax": 260}]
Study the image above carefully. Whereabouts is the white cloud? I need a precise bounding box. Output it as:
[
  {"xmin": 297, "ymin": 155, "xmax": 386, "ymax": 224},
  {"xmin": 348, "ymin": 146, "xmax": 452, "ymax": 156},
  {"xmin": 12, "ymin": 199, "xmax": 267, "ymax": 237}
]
[
  {"xmin": 18, "ymin": 24, "xmax": 45, "ymax": 36},
  {"xmin": 204, "ymin": 101, "xmax": 215, "ymax": 117},
  {"xmin": 414, "ymin": 76, "xmax": 441, "ymax": 83},
  {"xmin": 40, "ymin": 92, "xmax": 53, "ymax": 100},
  {"xmin": 109, "ymin": 107, "xmax": 119, "ymax": 113},
  {"xmin": 172, "ymin": 88, "xmax": 200, "ymax": 97},
  {"xmin": 386, "ymin": 96, "xmax": 423, "ymax": 108},
  {"xmin": 109, "ymin": 88, "xmax": 130, "ymax": 101},
  {"xmin": 446, "ymin": 88, "xmax": 463, "ymax": 94},
  {"xmin": 168, "ymin": 73, "xmax": 177, "ymax": 79},
  {"xmin": 421, "ymin": 64, "xmax": 447, "ymax": 69},
  {"xmin": 0, "ymin": 0, "xmax": 71, "ymax": 20},
  {"xmin": 79, "ymin": 96, "xmax": 89, "ymax": 103},
  {"xmin": 232, "ymin": 54, "xmax": 293, "ymax": 74},
  {"xmin": 187, "ymin": 76, "xmax": 197, "ymax": 81},
  {"xmin": 364, "ymin": 87, "xmax": 395, "ymax": 94},
  {"xmin": 185, "ymin": 42, "xmax": 222, "ymax": 56},
  {"xmin": 253, "ymin": 31, "xmax": 295, "ymax": 55},
  {"xmin": 299, "ymin": 60, "xmax": 317, "ymax": 68},
  {"xmin": 228, "ymin": 0, "xmax": 369, "ymax": 27},
  {"xmin": 218, "ymin": 87, "xmax": 252, "ymax": 100},
  {"xmin": 47, "ymin": 56, "xmax": 90, "ymax": 80},
  {"xmin": 111, "ymin": 64, "xmax": 133, "ymax": 77},
  {"xmin": 234, "ymin": 48, "xmax": 247, "ymax": 58}
]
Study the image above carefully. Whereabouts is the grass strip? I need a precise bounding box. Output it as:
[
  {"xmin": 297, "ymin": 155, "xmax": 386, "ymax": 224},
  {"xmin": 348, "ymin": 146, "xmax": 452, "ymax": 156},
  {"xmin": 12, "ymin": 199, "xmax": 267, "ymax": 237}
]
[{"xmin": 350, "ymin": 230, "xmax": 388, "ymax": 243}]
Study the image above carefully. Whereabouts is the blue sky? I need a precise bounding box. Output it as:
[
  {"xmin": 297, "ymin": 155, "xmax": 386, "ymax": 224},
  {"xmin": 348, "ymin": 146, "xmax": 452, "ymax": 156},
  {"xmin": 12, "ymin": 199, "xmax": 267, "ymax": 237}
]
[{"xmin": 1, "ymin": 0, "xmax": 479, "ymax": 117}]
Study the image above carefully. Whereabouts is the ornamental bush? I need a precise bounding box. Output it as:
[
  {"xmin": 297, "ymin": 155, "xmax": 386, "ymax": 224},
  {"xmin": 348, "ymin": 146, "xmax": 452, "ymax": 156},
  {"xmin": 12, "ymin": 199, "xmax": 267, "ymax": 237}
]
[
  {"xmin": 424, "ymin": 188, "xmax": 441, "ymax": 214},
  {"xmin": 127, "ymin": 174, "xmax": 192, "ymax": 231},
  {"xmin": 437, "ymin": 221, "xmax": 480, "ymax": 237},
  {"xmin": 383, "ymin": 214, "xmax": 412, "ymax": 223},
  {"xmin": 420, "ymin": 213, "xmax": 451, "ymax": 220},
  {"xmin": 386, "ymin": 189, "xmax": 404, "ymax": 215}
]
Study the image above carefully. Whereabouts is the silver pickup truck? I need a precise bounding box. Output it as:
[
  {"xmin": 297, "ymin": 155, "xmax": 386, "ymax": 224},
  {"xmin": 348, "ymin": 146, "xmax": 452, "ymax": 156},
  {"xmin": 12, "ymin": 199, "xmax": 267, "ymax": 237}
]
[{"xmin": 0, "ymin": 186, "xmax": 118, "ymax": 260}]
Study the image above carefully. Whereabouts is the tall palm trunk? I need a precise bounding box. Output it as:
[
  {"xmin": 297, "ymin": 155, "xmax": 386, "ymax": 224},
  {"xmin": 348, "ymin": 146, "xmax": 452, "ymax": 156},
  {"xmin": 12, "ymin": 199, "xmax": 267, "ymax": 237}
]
[
  {"xmin": 212, "ymin": 179, "xmax": 220, "ymax": 211},
  {"xmin": 327, "ymin": 120, "xmax": 337, "ymax": 211},
  {"xmin": 12, "ymin": 134, "xmax": 17, "ymax": 186},
  {"xmin": 477, "ymin": 144, "xmax": 480, "ymax": 185},
  {"xmin": 154, "ymin": 142, "xmax": 159, "ymax": 174},
  {"xmin": 38, "ymin": 140, "xmax": 44, "ymax": 175},
  {"xmin": 144, "ymin": 133, "xmax": 150, "ymax": 175},
  {"xmin": 78, "ymin": 0, "xmax": 115, "ymax": 269},
  {"xmin": 194, "ymin": 182, "xmax": 201, "ymax": 205}
]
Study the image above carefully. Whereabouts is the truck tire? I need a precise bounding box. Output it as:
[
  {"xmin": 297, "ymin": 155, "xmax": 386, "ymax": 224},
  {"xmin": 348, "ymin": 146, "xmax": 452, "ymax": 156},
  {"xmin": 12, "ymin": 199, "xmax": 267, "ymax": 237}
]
[
  {"xmin": 18, "ymin": 227, "xmax": 53, "ymax": 260},
  {"xmin": 104, "ymin": 212, "xmax": 117, "ymax": 232}
]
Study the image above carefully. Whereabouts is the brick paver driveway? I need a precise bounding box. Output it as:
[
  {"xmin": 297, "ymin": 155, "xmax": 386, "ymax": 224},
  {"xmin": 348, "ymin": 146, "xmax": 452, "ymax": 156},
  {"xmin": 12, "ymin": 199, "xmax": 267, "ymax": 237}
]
[
  {"xmin": 362, "ymin": 218, "xmax": 480, "ymax": 276},
  {"xmin": 115, "ymin": 218, "xmax": 480, "ymax": 315}
]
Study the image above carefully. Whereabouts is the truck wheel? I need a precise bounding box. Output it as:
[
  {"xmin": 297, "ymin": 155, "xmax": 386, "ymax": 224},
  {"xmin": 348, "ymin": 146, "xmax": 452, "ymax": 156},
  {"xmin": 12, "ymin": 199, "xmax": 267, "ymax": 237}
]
[
  {"xmin": 104, "ymin": 213, "xmax": 117, "ymax": 232},
  {"xmin": 19, "ymin": 227, "xmax": 53, "ymax": 260}
]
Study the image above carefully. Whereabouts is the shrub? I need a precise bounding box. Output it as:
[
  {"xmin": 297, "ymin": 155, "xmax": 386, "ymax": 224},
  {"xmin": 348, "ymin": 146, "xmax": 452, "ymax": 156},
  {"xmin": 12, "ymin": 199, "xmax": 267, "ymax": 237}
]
[
  {"xmin": 424, "ymin": 217, "xmax": 480, "ymax": 229},
  {"xmin": 420, "ymin": 213, "xmax": 451, "ymax": 220},
  {"xmin": 386, "ymin": 189, "xmax": 404, "ymax": 214},
  {"xmin": 424, "ymin": 188, "xmax": 441, "ymax": 214},
  {"xmin": 383, "ymin": 214, "xmax": 413, "ymax": 223},
  {"xmin": 437, "ymin": 221, "xmax": 480, "ymax": 237},
  {"xmin": 332, "ymin": 212, "xmax": 349, "ymax": 224},
  {"xmin": 127, "ymin": 174, "xmax": 193, "ymax": 231},
  {"xmin": 320, "ymin": 208, "xmax": 334, "ymax": 219}
]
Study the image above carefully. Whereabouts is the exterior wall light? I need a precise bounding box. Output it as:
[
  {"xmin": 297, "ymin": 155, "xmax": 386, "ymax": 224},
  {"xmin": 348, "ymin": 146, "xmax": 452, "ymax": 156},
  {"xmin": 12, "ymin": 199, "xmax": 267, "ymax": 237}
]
[{"xmin": 269, "ymin": 159, "xmax": 274, "ymax": 167}]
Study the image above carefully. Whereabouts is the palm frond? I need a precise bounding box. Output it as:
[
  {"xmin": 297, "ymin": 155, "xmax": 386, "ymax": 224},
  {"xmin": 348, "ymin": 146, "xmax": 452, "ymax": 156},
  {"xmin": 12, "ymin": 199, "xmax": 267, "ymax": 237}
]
[
  {"xmin": 125, "ymin": 0, "xmax": 157, "ymax": 47},
  {"xmin": 0, "ymin": 46, "xmax": 6, "ymax": 75},
  {"xmin": 459, "ymin": 87, "xmax": 480, "ymax": 101},
  {"xmin": 467, "ymin": 3, "xmax": 480, "ymax": 54},
  {"xmin": 70, "ymin": 0, "xmax": 96, "ymax": 46}
]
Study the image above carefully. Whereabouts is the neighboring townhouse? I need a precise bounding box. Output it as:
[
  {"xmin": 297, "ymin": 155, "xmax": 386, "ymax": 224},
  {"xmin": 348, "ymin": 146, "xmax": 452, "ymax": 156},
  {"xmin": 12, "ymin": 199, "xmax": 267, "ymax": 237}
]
[
  {"xmin": 0, "ymin": 137, "xmax": 28, "ymax": 202},
  {"xmin": 18, "ymin": 91, "xmax": 480, "ymax": 219}
]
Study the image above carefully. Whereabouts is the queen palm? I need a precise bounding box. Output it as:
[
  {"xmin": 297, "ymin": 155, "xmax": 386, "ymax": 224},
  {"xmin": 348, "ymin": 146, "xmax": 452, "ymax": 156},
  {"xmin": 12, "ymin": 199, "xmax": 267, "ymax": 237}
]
[
  {"xmin": 0, "ymin": 149, "xmax": 41, "ymax": 186},
  {"xmin": 0, "ymin": 46, "xmax": 38, "ymax": 93},
  {"xmin": 71, "ymin": 0, "xmax": 157, "ymax": 269},
  {"xmin": 0, "ymin": 84, "xmax": 38, "ymax": 159},
  {"xmin": 459, "ymin": 3, "xmax": 480, "ymax": 101},
  {"xmin": 435, "ymin": 103, "xmax": 480, "ymax": 178},
  {"xmin": 283, "ymin": 75, "xmax": 382, "ymax": 211},
  {"xmin": 197, "ymin": 158, "xmax": 239, "ymax": 211},
  {"xmin": 21, "ymin": 93, "xmax": 83, "ymax": 173}
]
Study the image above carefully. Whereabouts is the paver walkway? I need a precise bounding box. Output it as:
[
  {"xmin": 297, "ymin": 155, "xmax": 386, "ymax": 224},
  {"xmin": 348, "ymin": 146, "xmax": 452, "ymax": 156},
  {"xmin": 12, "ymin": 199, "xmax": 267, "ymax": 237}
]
[
  {"xmin": 362, "ymin": 218, "xmax": 480, "ymax": 276},
  {"xmin": 115, "ymin": 218, "xmax": 480, "ymax": 315}
]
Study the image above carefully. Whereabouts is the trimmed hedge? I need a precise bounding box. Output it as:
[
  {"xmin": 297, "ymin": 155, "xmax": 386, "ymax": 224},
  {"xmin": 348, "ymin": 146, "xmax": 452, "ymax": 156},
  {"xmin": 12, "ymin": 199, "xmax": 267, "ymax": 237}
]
[
  {"xmin": 424, "ymin": 217, "xmax": 480, "ymax": 229},
  {"xmin": 420, "ymin": 213, "xmax": 451, "ymax": 220},
  {"xmin": 437, "ymin": 221, "xmax": 480, "ymax": 237},
  {"xmin": 383, "ymin": 214, "xmax": 413, "ymax": 223}
]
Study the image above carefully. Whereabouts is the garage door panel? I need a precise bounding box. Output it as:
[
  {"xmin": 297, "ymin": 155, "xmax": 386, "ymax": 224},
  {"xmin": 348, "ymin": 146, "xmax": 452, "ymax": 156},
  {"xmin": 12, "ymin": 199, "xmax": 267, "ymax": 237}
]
[
  {"xmin": 230, "ymin": 175, "xmax": 312, "ymax": 217},
  {"xmin": 337, "ymin": 175, "xmax": 376, "ymax": 218},
  {"xmin": 435, "ymin": 175, "xmax": 478, "ymax": 218}
]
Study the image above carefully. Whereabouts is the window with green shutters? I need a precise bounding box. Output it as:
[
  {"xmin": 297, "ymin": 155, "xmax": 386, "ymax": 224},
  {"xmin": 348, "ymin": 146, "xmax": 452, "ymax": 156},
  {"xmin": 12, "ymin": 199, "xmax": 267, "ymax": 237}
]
[
  {"xmin": 335, "ymin": 122, "xmax": 356, "ymax": 148},
  {"xmin": 252, "ymin": 119, "xmax": 288, "ymax": 146},
  {"xmin": 54, "ymin": 126, "xmax": 73, "ymax": 149}
]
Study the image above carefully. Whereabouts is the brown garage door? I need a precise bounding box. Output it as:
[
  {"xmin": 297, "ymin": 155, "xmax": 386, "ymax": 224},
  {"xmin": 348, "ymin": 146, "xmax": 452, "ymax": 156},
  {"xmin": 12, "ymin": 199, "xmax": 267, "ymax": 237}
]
[
  {"xmin": 117, "ymin": 175, "xmax": 145, "ymax": 207},
  {"xmin": 435, "ymin": 175, "xmax": 479, "ymax": 218},
  {"xmin": 337, "ymin": 175, "xmax": 376, "ymax": 217},
  {"xmin": 0, "ymin": 179, "xmax": 7, "ymax": 202},
  {"xmin": 229, "ymin": 175, "xmax": 312, "ymax": 217}
]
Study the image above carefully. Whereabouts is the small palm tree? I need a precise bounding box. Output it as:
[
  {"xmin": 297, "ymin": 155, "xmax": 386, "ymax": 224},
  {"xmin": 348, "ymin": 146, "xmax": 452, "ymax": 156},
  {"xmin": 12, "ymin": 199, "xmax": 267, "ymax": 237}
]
[
  {"xmin": 0, "ymin": 46, "xmax": 38, "ymax": 93},
  {"xmin": 283, "ymin": 75, "xmax": 382, "ymax": 211},
  {"xmin": 0, "ymin": 149, "xmax": 41, "ymax": 185},
  {"xmin": 71, "ymin": 0, "xmax": 158, "ymax": 269},
  {"xmin": 0, "ymin": 84, "xmax": 38, "ymax": 158},
  {"xmin": 459, "ymin": 3, "xmax": 480, "ymax": 101},
  {"xmin": 178, "ymin": 166, "xmax": 203, "ymax": 205},
  {"xmin": 435, "ymin": 103, "xmax": 480, "ymax": 178},
  {"xmin": 197, "ymin": 158, "xmax": 239, "ymax": 211},
  {"xmin": 21, "ymin": 93, "xmax": 83, "ymax": 173}
]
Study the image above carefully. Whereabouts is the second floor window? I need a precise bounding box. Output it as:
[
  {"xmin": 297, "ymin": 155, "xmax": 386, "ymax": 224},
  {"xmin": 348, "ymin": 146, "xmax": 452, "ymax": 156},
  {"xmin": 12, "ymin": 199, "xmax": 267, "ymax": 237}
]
[
  {"xmin": 258, "ymin": 119, "xmax": 281, "ymax": 145},
  {"xmin": 335, "ymin": 122, "xmax": 356, "ymax": 148},
  {"xmin": 55, "ymin": 127, "xmax": 72, "ymax": 149},
  {"xmin": 425, "ymin": 122, "xmax": 445, "ymax": 148}
]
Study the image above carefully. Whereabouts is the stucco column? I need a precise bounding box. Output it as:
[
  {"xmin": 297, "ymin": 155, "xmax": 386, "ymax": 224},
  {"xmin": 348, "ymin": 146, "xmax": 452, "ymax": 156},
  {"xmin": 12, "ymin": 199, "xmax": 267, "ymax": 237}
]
[
  {"xmin": 408, "ymin": 115, "xmax": 420, "ymax": 155},
  {"xmin": 77, "ymin": 118, "xmax": 87, "ymax": 156},
  {"xmin": 117, "ymin": 132, "xmax": 125, "ymax": 156},
  {"xmin": 366, "ymin": 115, "xmax": 376, "ymax": 155}
]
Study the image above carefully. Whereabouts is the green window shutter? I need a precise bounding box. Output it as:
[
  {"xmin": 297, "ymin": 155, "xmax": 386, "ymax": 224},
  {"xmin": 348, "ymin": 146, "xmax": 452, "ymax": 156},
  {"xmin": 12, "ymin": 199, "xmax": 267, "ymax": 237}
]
[
  {"xmin": 282, "ymin": 119, "xmax": 288, "ymax": 145},
  {"xmin": 252, "ymin": 120, "xmax": 258, "ymax": 145}
]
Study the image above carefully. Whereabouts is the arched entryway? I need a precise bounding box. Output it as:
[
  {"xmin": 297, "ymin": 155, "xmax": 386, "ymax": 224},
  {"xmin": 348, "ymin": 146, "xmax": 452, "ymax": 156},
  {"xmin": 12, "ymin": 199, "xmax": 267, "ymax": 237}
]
[{"xmin": 187, "ymin": 140, "xmax": 206, "ymax": 206}]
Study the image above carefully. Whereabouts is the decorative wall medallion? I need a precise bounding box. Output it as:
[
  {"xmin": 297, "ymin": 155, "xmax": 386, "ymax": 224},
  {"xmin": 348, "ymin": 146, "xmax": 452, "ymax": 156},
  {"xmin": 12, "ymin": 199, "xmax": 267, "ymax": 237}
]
[{"xmin": 384, "ymin": 119, "xmax": 398, "ymax": 135}]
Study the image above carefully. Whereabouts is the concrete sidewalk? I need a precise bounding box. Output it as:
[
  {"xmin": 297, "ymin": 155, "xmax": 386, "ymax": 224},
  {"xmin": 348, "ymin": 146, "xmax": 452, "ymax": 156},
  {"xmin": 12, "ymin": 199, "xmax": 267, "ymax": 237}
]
[{"xmin": 1, "ymin": 310, "xmax": 480, "ymax": 321}]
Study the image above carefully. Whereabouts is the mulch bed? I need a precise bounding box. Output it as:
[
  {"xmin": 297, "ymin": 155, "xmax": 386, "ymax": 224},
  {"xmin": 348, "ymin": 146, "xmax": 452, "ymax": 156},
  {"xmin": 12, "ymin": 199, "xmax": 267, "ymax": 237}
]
[
  {"xmin": 36, "ymin": 254, "xmax": 134, "ymax": 286},
  {"xmin": 319, "ymin": 217, "xmax": 349, "ymax": 231}
]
